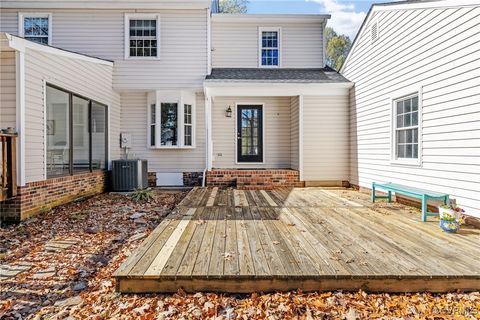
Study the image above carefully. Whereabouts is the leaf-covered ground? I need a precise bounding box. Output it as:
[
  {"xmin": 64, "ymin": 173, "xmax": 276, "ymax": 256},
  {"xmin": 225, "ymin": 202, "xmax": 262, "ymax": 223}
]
[{"xmin": 0, "ymin": 190, "xmax": 479, "ymax": 319}]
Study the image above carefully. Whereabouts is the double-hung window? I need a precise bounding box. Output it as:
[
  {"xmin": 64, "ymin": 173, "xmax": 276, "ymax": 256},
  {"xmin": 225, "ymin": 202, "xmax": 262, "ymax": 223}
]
[
  {"xmin": 184, "ymin": 104, "xmax": 193, "ymax": 147},
  {"xmin": 259, "ymin": 27, "xmax": 281, "ymax": 67},
  {"xmin": 125, "ymin": 14, "xmax": 160, "ymax": 59},
  {"xmin": 150, "ymin": 104, "xmax": 156, "ymax": 147},
  {"xmin": 19, "ymin": 13, "xmax": 52, "ymax": 45},
  {"xmin": 393, "ymin": 94, "xmax": 421, "ymax": 164}
]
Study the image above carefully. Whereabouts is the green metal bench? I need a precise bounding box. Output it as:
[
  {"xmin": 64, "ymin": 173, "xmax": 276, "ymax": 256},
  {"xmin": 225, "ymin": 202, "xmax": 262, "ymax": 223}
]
[{"xmin": 371, "ymin": 182, "xmax": 449, "ymax": 222}]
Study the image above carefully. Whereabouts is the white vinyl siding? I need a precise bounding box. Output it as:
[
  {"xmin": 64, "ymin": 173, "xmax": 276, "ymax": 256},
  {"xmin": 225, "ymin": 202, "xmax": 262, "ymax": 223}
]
[
  {"xmin": 212, "ymin": 19, "xmax": 325, "ymax": 68},
  {"xmin": 302, "ymin": 95, "xmax": 350, "ymax": 182},
  {"xmin": 0, "ymin": 51, "xmax": 16, "ymax": 129},
  {"xmin": 343, "ymin": 5, "xmax": 480, "ymax": 216},
  {"xmin": 290, "ymin": 96, "xmax": 299, "ymax": 170},
  {"xmin": 23, "ymin": 48, "xmax": 120, "ymax": 183},
  {"xmin": 120, "ymin": 92, "xmax": 206, "ymax": 173},
  {"xmin": 211, "ymin": 96, "xmax": 291, "ymax": 168},
  {"xmin": 0, "ymin": 11, "xmax": 18, "ymax": 34},
  {"xmin": 0, "ymin": 9, "xmax": 208, "ymax": 91}
]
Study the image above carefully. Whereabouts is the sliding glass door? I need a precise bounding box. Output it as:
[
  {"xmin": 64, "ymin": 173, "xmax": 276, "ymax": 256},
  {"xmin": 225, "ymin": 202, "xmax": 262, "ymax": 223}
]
[{"xmin": 46, "ymin": 84, "xmax": 108, "ymax": 178}]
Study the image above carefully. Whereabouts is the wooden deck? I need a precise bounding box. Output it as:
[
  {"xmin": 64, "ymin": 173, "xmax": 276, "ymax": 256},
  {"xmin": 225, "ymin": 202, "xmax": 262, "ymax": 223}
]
[{"xmin": 114, "ymin": 187, "xmax": 480, "ymax": 293}]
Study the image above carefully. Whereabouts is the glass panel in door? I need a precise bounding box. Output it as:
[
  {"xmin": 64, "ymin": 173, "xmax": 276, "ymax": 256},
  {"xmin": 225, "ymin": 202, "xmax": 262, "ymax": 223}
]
[{"xmin": 237, "ymin": 105, "xmax": 263, "ymax": 163}]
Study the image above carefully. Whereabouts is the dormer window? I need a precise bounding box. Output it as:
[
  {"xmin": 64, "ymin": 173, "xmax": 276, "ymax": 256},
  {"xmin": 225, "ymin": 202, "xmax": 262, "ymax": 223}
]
[
  {"xmin": 124, "ymin": 14, "xmax": 160, "ymax": 59},
  {"xmin": 259, "ymin": 27, "xmax": 281, "ymax": 67},
  {"xmin": 19, "ymin": 13, "xmax": 52, "ymax": 45}
]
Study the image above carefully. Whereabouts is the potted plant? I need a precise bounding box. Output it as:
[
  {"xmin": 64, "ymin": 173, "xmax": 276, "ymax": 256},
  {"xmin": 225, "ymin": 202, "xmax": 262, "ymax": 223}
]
[{"xmin": 438, "ymin": 200, "xmax": 465, "ymax": 233}]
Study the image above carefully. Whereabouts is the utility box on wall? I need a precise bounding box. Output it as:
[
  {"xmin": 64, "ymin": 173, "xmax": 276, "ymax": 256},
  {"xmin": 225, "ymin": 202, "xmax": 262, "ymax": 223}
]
[{"xmin": 112, "ymin": 160, "xmax": 148, "ymax": 191}]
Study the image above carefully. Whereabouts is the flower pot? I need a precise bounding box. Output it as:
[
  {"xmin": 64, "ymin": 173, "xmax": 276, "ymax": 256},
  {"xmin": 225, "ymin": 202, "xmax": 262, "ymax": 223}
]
[
  {"xmin": 438, "ymin": 207, "xmax": 458, "ymax": 219},
  {"xmin": 440, "ymin": 219, "xmax": 459, "ymax": 233}
]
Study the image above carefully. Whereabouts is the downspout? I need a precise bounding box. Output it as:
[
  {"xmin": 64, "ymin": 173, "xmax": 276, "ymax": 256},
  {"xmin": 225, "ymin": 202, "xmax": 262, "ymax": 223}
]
[{"xmin": 203, "ymin": 7, "xmax": 212, "ymax": 187}]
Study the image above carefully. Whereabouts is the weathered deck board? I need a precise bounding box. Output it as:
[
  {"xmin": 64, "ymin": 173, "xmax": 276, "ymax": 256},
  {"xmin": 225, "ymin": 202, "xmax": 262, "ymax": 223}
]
[{"xmin": 114, "ymin": 188, "xmax": 480, "ymax": 293}]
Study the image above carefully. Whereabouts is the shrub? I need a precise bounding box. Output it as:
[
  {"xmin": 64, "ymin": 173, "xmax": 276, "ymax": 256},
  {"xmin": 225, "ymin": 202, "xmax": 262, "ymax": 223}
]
[{"xmin": 131, "ymin": 188, "xmax": 155, "ymax": 202}]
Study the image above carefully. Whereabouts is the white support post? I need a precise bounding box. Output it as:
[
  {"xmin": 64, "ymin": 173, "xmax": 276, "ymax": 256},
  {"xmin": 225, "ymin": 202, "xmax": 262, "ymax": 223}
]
[
  {"xmin": 298, "ymin": 95, "xmax": 304, "ymax": 181},
  {"xmin": 205, "ymin": 94, "xmax": 213, "ymax": 170}
]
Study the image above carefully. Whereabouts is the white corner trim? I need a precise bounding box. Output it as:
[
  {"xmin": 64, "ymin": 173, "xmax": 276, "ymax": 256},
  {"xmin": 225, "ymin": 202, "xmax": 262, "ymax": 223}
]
[
  {"xmin": 42, "ymin": 79, "xmax": 47, "ymax": 179},
  {"xmin": 389, "ymin": 85, "xmax": 423, "ymax": 167},
  {"xmin": 298, "ymin": 95, "xmax": 304, "ymax": 181},
  {"xmin": 207, "ymin": 8, "xmax": 212, "ymax": 75},
  {"xmin": 258, "ymin": 27, "xmax": 282, "ymax": 68},
  {"xmin": 5, "ymin": 33, "xmax": 113, "ymax": 66},
  {"xmin": 15, "ymin": 50, "xmax": 26, "ymax": 186},
  {"xmin": 18, "ymin": 12, "xmax": 52, "ymax": 46},
  {"xmin": 124, "ymin": 13, "xmax": 161, "ymax": 60}
]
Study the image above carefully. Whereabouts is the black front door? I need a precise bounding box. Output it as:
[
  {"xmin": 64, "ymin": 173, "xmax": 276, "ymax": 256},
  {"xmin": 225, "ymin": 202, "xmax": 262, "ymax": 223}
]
[{"xmin": 237, "ymin": 105, "xmax": 263, "ymax": 163}]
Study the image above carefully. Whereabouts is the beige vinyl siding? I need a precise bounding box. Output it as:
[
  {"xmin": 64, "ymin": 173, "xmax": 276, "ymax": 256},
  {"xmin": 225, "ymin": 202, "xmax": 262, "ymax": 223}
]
[
  {"xmin": 23, "ymin": 48, "xmax": 120, "ymax": 183},
  {"xmin": 0, "ymin": 11, "xmax": 17, "ymax": 34},
  {"xmin": 0, "ymin": 9, "xmax": 208, "ymax": 91},
  {"xmin": 211, "ymin": 20, "xmax": 324, "ymax": 68},
  {"xmin": 0, "ymin": 51, "xmax": 16, "ymax": 128},
  {"xmin": 212, "ymin": 96, "xmax": 291, "ymax": 168},
  {"xmin": 342, "ymin": 5, "xmax": 480, "ymax": 216},
  {"xmin": 290, "ymin": 96, "xmax": 299, "ymax": 170},
  {"xmin": 120, "ymin": 92, "xmax": 206, "ymax": 173},
  {"xmin": 302, "ymin": 95, "xmax": 350, "ymax": 181}
]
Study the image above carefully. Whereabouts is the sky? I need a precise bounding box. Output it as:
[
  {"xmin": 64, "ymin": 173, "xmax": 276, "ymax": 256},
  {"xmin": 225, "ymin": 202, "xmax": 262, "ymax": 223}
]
[{"xmin": 247, "ymin": 0, "xmax": 396, "ymax": 40}]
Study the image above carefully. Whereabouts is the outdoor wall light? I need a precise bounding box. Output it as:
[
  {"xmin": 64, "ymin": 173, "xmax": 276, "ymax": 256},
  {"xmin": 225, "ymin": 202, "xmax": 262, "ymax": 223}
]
[{"xmin": 226, "ymin": 106, "xmax": 232, "ymax": 118}]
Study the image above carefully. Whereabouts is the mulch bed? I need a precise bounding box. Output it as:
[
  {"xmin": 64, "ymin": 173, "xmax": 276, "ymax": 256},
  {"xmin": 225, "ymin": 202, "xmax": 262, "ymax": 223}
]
[{"xmin": 1, "ymin": 190, "xmax": 479, "ymax": 319}]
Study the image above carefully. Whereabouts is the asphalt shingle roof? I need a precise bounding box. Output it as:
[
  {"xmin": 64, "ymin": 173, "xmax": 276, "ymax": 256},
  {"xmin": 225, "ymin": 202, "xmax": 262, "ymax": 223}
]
[{"xmin": 205, "ymin": 67, "xmax": 350, "ymax": 83}]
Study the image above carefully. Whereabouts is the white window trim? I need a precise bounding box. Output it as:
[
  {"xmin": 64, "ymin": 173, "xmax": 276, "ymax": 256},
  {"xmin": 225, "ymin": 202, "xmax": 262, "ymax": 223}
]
[
  {"xmin": 148, "ymin": 102, "xmax": 157, "ymax": 147},
  {"xmin": 147, "ymin": 98, "xmax": 196, "ymax": 149},
  {"xmin": 390, "ymin": 86, "xmax": 423, "ymax": 167},
  {"xmin": 124, "ymin": 13, "xmax": 161, "ymax": 60},
  {"xmin": 18, "ymin": 12, "xmax": 52, "ymax": 46},
  {"xmin": 258, "ymin": 27, "xmax": 282, "ymax": 68},
  {"xmin": 234, "ymin": 102, "xmax": 266, "ymax": 165},
  {"xmin": 183, "ymin": 103, "xmax": 194, "ymax": 147}
]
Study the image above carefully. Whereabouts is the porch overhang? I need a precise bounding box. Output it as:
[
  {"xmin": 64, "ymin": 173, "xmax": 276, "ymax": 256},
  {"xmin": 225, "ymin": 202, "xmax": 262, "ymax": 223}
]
[
  {"xmin": 204, "ymin": 67, "xmax": 353, "ymax": 97},
  {"xmin": 204, "ymin": 81, "xmax": 353, "ymax": 97}
]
